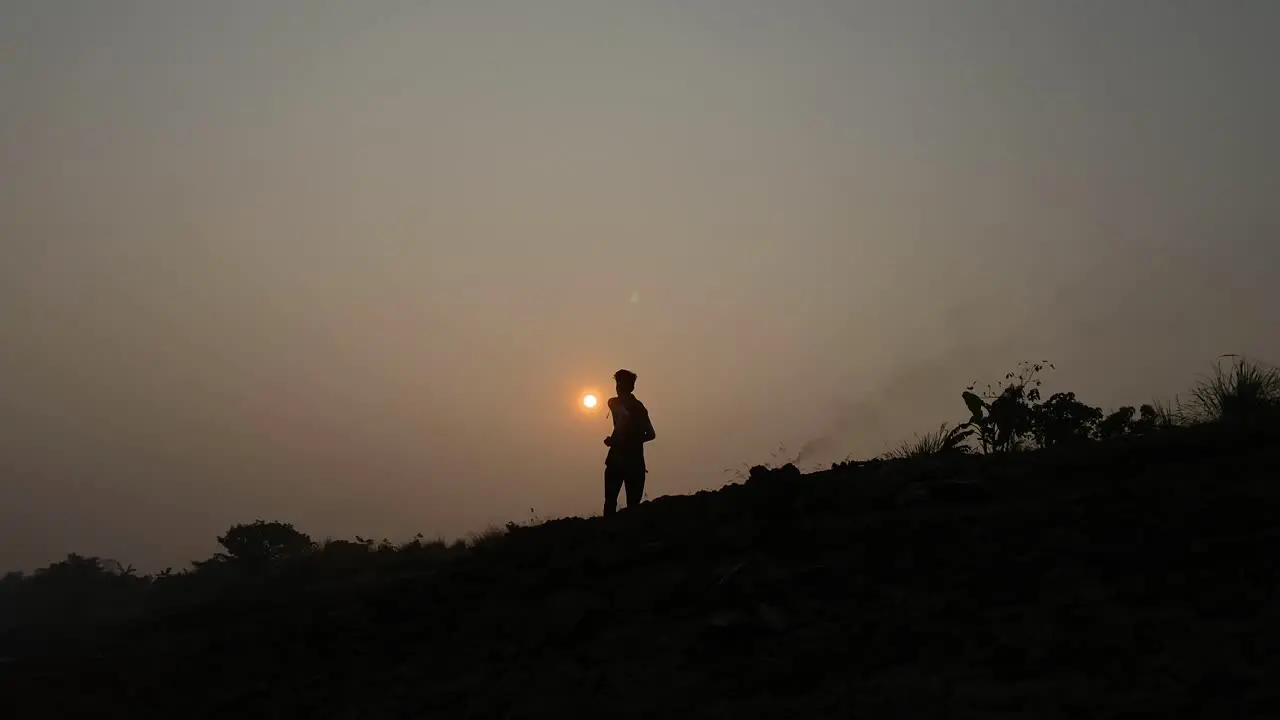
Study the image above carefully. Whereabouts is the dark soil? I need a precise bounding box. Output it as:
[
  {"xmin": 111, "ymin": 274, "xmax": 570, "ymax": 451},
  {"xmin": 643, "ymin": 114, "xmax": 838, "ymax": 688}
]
[{"xmin": 6, "ymin": 424, "xmax": 1280, "ymax": 718}]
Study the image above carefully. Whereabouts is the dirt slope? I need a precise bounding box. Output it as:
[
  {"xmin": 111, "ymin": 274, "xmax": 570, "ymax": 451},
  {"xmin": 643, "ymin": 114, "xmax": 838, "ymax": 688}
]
[{"xmin": 7, "ymin": 425, "xmax": 1280, "ymax": 718}]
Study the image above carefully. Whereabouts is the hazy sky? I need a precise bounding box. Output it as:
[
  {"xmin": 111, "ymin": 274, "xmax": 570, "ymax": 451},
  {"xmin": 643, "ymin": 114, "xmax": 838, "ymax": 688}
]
[{"xmin": 3, "ymin": 0, "xmax": 1277, "ymax": 571}]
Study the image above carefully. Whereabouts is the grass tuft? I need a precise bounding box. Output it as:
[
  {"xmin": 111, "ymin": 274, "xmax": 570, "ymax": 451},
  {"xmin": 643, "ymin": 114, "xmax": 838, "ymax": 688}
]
[
  {"xmin": 1189, "ymin": 355, "xmax": 1280, "ymax": 425},
  {"xmin": 881, "ymin": 422, "xmax": 975, "ymax": 460}
]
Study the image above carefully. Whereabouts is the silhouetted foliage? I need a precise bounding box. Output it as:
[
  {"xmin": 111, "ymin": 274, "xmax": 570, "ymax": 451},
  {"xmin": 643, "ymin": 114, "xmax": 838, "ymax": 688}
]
[
  {"xmin": 1096, "ymin": 405, "xmax": 1138, "ymax": 440},
  {"xmin": 205, "ymin": 520, "xmax": 315, "ymax": 570},
  {"xmin": 882, "ymin": 423, "xmax": 972, "ymax": 459},
  {"xmin": 1094, "ymin": 403, "xmax": 1165, "ymax": 440},
  {"xmin": 1033, "ymin": 391, "xmax": 1103, "ymax": 447},
  {"xmin": 1189, "ymin": 355, "xmax": 1280, "ymax": 425},
  {"xmin": 952, "ymin": 361, "xmax": 1052, "ymax": 453},
  {"xmin": 888, "ymin": 360, "xmax": 1212, "ymax": 460}
]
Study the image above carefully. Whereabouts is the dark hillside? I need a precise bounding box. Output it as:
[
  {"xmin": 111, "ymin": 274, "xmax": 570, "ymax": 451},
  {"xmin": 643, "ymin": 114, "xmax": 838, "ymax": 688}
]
[{"xmin": 6, "ymin": 423, "xmax": 1280, "ymax": 718}]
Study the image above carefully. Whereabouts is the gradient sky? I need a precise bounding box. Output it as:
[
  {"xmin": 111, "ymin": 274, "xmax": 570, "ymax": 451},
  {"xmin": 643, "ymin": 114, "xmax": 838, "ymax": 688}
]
[{"xmin": 3, "ymin": 0, "xmax": 1278, "ymax": 571}]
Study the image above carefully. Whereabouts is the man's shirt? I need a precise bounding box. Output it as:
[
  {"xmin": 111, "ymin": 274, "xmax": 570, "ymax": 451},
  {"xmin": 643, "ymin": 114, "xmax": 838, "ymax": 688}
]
[{"xmin": 606, "ymin": 394, "xmax": 654, "ymax": 469}]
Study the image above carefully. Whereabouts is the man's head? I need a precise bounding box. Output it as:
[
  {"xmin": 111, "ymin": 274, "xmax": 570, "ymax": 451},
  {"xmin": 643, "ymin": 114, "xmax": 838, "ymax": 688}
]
[{"xmin": 614, "ymin": 368, "xmax": 637, "ymax": 395}]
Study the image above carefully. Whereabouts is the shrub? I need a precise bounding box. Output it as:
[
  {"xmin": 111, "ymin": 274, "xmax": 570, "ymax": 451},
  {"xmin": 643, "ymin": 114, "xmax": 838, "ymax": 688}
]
[
  {"xmin": 1189, "ymin": 355, "xmax": 1280, "ymax": 425},
  {"xmin": 957, "ymin": 361, "xmax": 1053, "ymax": 453},
  {"xmin": 882, "ymin": 423, "xmax": 972, "ymax": 460},
  {"xmin": 1033, "ymin": 392, "xmax": 1103, "ymax": 447}
]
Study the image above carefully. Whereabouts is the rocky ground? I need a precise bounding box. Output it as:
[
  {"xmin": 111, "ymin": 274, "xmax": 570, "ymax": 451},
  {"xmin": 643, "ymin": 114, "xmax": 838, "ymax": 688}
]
[{"xmin": 6, "ymin": 424, "xmax": 1280, "ymax": 718}]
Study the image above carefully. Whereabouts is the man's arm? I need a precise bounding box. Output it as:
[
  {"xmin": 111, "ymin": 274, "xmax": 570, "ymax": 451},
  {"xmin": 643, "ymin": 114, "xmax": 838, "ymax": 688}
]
[
  {"xmin": 638, "ymin": 403, "xmax": 655, "ymax": 443},
  {"xmin": 604, "ymin": 397, "xmax": 620, "ymax": 446}
]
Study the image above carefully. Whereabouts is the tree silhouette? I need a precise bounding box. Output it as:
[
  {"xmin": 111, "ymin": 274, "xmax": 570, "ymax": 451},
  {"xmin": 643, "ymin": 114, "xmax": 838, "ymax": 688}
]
[
  {"xmin": 1033, "ymin": 392, "xmax": 1103, "ymax": 447},
  {"xmin": 209, "ymin": 520, "xmax": 315, "ymax": 570},
  {"xmin": 1096, "ymin": 406, "xmax": 1138, "ymax": 440}
]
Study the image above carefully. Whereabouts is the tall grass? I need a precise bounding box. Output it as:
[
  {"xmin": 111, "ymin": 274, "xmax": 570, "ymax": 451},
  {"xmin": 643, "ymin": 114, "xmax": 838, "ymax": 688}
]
[
  {"xmin": 1148, "ymin": 396, "xmax": 1188, "ymax": 429},
  {"xmin": 1189, "ymin": 355, "xmax": 1280, "ymax": 424},
  {"xmin": 882, "ymin": 423, "xmax": 961, "ymax": 460}
]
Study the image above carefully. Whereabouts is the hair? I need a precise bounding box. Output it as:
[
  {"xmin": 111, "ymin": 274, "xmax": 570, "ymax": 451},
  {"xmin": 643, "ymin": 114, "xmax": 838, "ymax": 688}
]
[{"xmin": 613, "ymin": 369, "xmax": 637, "ymax": 392}]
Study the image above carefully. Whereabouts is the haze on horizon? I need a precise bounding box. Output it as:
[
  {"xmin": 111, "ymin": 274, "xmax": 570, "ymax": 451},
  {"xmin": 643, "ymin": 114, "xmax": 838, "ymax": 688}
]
[{"xmin": 3, "ymin": 1, "xmax": 1277, "ymax": 572}]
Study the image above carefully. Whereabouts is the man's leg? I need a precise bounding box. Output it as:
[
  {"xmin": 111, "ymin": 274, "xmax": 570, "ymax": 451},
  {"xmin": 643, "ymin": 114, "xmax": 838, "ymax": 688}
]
[
  {"xmin": 603, "ymin": 466, "xmax": 624, "ymax": 516},
  {"xmin": 623, "ymin": 469, "xmax": 646, "ymax": 510}
]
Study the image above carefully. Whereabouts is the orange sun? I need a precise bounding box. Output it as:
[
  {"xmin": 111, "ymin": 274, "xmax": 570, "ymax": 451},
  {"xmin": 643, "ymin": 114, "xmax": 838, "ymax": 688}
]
[{"xmin": 582, "ymin": 394, "xmax": 598, "ymax": 409}]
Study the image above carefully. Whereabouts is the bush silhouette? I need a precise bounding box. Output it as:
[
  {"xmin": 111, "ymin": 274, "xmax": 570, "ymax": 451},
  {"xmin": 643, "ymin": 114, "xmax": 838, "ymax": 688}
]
[
  {"xmin": 953, "ymin": 361, "xmax": 1052, "ymax": 453},
  {"xmin": 1033, "ymin": 391, "xmax": 1103, "ymax": 447},
  {"xmin": 1095, "ymin": 405, "xmax": 1138, "ymax": 439},
  {"xmin": 203, "ymin": 520, "xmax": 315, "ymax": 570},
  {"xmin": 890, "ymin": 360, "xmax": 1206, "ymax": 460},
  {"xmin": 1189, "ymin": 355, "xmax": 1280, "ymax": 425},
  {"xmin": 882, "ymin": 422, "xmax": 972, "ymax": 459}
]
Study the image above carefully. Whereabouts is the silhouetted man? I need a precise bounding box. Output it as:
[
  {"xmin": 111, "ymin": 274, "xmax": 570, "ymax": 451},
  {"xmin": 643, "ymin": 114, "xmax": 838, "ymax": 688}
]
[{"xmin": 603, "ymin": 368, "xmax": 655, "ymax": 515}]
